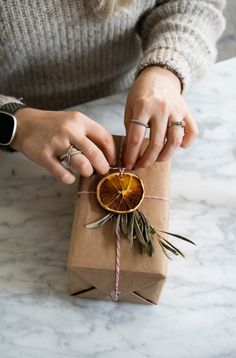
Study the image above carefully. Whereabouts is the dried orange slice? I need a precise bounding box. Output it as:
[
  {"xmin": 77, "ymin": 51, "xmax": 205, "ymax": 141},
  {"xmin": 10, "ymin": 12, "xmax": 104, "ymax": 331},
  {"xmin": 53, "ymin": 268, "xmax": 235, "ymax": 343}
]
[{"xmin": 96, "ymin": 172, "xmax": 145, "ymax": 214}]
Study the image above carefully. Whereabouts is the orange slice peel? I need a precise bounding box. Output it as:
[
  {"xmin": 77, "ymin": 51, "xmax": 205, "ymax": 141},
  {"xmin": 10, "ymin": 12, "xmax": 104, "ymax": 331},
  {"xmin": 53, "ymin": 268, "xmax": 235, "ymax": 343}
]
[{"xmin": 96, "ymin": 172, "xmax": 145, "ymax": 214}]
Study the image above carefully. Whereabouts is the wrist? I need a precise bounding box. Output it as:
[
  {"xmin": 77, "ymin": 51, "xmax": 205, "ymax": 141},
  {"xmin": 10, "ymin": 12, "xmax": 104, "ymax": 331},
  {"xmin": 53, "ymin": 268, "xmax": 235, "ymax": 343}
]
[
  {"xmin": 138, "ymin": 65, "xmax": 182, "ymax": 94},
  {"xmin": 10, "ymin": 107, "xmax": 33, "ymax": 151},
  {"xmin": 0, "ymin": 102, "xmax": 29, "ymax": 152}
]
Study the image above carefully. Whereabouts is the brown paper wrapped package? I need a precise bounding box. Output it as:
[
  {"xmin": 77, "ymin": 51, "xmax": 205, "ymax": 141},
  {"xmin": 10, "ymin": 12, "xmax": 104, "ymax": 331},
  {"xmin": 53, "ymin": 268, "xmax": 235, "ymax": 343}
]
[{"xmin": 67, "ymin": 136, "xmax": 171, "ymax": 305}]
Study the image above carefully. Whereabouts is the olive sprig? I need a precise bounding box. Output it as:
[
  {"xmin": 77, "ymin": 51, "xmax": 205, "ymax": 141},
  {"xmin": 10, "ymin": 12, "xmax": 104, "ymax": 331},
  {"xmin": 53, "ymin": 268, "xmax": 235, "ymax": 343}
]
[{"xmin": 86, "ymin": 211, "xmax": 195, "ymax": 258}]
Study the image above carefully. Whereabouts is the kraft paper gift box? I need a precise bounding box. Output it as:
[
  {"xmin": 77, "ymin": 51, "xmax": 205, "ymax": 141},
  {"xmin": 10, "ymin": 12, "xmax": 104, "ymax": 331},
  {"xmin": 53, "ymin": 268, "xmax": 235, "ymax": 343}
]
[{"xmin": 67, "ymin": 136, "xmax": 171, "ymax": 305}]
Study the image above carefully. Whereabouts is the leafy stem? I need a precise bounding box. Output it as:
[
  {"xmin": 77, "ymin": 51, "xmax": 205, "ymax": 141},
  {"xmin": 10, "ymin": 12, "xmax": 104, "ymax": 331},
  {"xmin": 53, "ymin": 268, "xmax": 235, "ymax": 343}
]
[{"xmin": 86, "ymin": 210, "xmax": 195, "ymax": 258}]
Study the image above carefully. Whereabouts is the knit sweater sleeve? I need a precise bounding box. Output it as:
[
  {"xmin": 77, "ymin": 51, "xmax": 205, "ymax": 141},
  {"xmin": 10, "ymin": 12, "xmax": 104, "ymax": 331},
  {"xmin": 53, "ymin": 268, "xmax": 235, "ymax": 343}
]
[{"xmin": 135, "ymin": 0, "xmax": 226, "ymax": 92}]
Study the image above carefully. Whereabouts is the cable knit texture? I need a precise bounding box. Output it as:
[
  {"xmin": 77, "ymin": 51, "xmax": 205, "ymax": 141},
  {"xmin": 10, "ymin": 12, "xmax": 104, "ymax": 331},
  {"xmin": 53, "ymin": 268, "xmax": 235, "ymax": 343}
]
[{"xmin": 0, "ymin": 0, "xmax": 225, "ymax": 110}]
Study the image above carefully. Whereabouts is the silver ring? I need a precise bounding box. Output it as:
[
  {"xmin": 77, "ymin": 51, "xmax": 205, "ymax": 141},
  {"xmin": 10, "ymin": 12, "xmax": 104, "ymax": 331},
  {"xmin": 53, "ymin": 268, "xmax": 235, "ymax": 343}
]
[
  {"xmin": 130, "ymin": 119, "xmax": 149, "ymax": 129},
  {"xmin": 60, "ymin": 145, "xmax": 83, "ymax": 166},
  {"xmin": 167, "ymin": 120, "xmax": 185, "ymax": 129}
]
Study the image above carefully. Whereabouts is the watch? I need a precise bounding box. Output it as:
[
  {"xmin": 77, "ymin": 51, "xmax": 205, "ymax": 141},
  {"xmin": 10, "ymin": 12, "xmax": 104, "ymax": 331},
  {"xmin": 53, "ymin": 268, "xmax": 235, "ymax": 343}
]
[{"xmin": 0, "ymin": 102, "xmax": 27, "ymax": 151}]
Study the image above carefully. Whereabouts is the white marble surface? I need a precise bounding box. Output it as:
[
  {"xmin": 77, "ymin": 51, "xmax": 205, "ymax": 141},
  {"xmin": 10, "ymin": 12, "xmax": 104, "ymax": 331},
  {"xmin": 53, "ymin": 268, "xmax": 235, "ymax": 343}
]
[{"xmin": 0, "ymin": 57, "xmax": 236, "ymax": 358}]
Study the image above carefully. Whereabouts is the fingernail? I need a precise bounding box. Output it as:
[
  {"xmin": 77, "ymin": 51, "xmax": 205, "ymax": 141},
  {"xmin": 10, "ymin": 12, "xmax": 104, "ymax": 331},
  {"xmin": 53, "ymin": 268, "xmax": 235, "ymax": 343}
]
[
  {"xmin": 126, "ymin": 163, "xmax": 133, "ymax": 170},
  {"xmin": 63, "ymin": 173, "xmax": 76, "ymax": 184}
]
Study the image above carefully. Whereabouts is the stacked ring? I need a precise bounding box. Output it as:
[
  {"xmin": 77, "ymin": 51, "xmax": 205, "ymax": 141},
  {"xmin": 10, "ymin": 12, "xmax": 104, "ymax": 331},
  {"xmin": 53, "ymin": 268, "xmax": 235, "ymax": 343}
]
[
  {"xmin": 167, "ymin": 120, "xmax": 185, "ymax": 129},
  {"xmin": 60, "ymin": 145, "xmax": 83, "ymax": 166},
  {"xmin": 130, "ymin": 119, "xmax": 149, "ymax": 129}
]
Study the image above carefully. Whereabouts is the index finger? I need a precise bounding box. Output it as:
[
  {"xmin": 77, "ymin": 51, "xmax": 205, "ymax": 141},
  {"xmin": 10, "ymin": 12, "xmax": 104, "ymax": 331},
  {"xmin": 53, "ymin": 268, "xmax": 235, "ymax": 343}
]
[
  {"xmin": 181, "ymin": 112, "xmax": 199, "ymax": 148},
  {"xmin": 134, "ymin": 114, "xmax": 167, "ymax": 169},
  {"xmin": 124, "ymin": 121, "xmax": 148, "ymax": 170},
  {"xmin": 83, "ymin": 116, "xmax": 116, "ymax": 166},
  {"xmin": 70, "ymin": 135, "xmax": 110, "ymax": 175}
]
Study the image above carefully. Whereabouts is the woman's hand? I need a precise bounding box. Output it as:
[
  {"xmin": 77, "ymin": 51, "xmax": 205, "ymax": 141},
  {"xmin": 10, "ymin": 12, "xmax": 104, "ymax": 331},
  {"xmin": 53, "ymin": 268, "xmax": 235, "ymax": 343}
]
[
  {"xmin": 11, "ymin": 108, "xmax": 116, "ymax": 184},
  {"xmin": 124, "ymin": 66, "xmax": 198, "ymax": 169}
]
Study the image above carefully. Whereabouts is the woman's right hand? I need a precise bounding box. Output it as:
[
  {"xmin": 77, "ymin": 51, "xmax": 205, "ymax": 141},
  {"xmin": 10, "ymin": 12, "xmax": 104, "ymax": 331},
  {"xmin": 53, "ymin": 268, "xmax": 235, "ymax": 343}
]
[{"xmin": 11, "ymin": 108, "xmax": 116, "ymax": 184}]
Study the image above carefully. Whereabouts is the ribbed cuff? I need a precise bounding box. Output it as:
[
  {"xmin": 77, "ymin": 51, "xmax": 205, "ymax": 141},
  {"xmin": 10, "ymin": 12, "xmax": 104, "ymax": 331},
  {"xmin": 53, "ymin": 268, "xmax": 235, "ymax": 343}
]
[{"xmin": 134, "ymin": 47, "xmax": 191, "ymax": 94}]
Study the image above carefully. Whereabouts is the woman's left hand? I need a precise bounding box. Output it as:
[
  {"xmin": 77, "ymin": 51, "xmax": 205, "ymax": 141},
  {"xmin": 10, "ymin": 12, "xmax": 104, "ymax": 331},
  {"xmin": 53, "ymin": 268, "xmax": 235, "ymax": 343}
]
[{"xmin": 123, "ymin": 66, "xmax": 199, "ymax": 169}]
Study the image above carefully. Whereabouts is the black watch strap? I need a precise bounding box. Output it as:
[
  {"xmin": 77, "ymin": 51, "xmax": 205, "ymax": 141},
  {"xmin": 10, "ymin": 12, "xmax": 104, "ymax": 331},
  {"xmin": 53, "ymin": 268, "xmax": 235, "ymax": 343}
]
[
  {"xmin": 0, "ymin": 102, "xmax": 28, "ymax": 115},
  {"xmin": 0, "ymin": 102, "xmax": 28, "ymax": 152}
]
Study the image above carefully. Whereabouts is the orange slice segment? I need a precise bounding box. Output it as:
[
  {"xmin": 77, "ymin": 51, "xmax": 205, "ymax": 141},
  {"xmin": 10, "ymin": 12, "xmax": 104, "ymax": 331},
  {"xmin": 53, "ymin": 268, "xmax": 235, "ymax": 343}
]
[{"xmin": 96, "ymin": 172, "xmax": 145, "ymax": 213}]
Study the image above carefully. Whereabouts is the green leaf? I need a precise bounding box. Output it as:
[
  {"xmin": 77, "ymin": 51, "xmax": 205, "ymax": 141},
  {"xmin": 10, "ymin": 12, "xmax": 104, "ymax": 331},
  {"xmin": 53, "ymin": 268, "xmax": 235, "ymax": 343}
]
[
  {"xmin": 159, "ymin": 230, "xmax": 196, "ymax": 245},
  {"xmin": 86, "ymin": 213, "xmax": 114, "ymax": 228},
  {"xmin": 155, "ymin": 231, "xmax": 185, "ymax": 258},
  {"xmin": 160, "ymin": 240, "xmax": 179, "ymax": 256},
  {"xmin": 162, "ymin": 238, "xmax": 185, "ymax": 258},
  {"xmin": 137, "ymin": 212, "xmax": 144, "ymax": 235},
  {"xmin": 121, "ymin": 213, "xmax": 128, "ymax": 235},
  {"xmin": 140, "ymin": 213, "xmax": 155, "ymax": 235},
  {"xmin": 138, "ymin": 240, "xmax": 145, "ymax": 255},
  {"xmin": 138, "ymin": 212, "xmax": 148, "ymax": 242},
  {"xmin": 134, "ymin": 213, "xmax": 146, "ymax": 245},
  {"xmin": 128, "ymin": 213, "xmax": 135, "ymax": 246},
  {"xmin": 142, "ymin": 213, "xmax": 154, "ymax": 243},
  {"xmin": 146, "ymin": 241, "xmax": 154, "ymax": 257},
  {"xmin": 136, "ymin": 211, "xmax": 155, "ymax": 256},
  {"xmin": 144, "ymin": 221, "xmax": 151, "ymax": 244},
  {"xmin": 158, "ymin": 240, "xmax": 172, "ymax": 260}
]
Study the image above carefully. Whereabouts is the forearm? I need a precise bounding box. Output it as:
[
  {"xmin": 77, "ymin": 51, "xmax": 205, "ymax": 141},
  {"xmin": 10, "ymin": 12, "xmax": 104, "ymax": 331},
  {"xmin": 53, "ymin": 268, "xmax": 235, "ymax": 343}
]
[{"xmin": 135, "ymin": 0, "xmax": 226, "ymax": 92}]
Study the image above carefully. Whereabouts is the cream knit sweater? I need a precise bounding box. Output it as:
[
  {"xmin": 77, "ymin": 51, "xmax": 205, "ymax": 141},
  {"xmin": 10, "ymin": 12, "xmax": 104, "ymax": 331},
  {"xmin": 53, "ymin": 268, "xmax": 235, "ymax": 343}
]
[{"xmin": 0, "ymin": 0, "xmax": 225, "ymax": 110}]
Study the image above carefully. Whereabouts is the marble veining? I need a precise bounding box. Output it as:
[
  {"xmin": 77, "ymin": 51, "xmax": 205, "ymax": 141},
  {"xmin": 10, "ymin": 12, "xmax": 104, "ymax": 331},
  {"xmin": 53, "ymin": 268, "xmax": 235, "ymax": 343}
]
[{"xmin": 0, "ymin": 58, "xmax": 236, "ymax": 358}]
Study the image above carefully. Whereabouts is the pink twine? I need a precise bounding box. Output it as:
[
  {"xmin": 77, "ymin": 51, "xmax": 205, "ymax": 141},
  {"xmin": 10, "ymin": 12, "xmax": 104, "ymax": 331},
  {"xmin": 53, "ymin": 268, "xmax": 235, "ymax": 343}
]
[
  {"xmin": 77, "ymin": 191, "xmax": 96, "ymax": 195},
  {"xmin": 77, "ymin": 193, "xmax": 170, "ymax": 203},
  {"xmin": 76, "ymin": 136, "xmax": 170, "ymax": 302},
  {"xmin": 144, "ymin": 195, "xmax": 170, "ymax": 203},
  {"xmin": 109, "ymin": 231, "xmax": 121, "ymax": 302}
]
